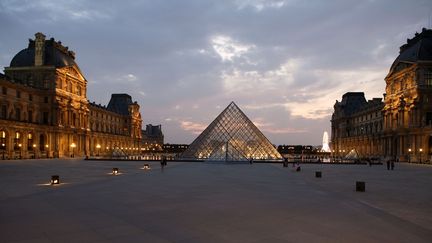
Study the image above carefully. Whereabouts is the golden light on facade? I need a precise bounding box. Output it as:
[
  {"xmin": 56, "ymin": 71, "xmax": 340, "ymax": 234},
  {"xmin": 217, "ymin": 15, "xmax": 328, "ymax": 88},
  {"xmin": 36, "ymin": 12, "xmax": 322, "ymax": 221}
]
[
  {"xmin": 70, "ymin": 143, "xmax": 76, "ymax": 148},
  {"xmin": 1, "ymin": 131, "xmax": 5, "ymax": 138},
  {"xmin": 408, "ymin": 148, "xmax": 412, "ymax": 152},
  {"xmin": 18, "ymin": 143, "xmax": 22, "ymax": 148},
  {"xmin": 96, "ymin": 144, "xmax": 101, "ymax": 149},
  {"xmin": 45, "ymin": 144, "xmax": 49, "ymax": 148},
  {"xmin": 15, "ymin": 132, "xmax": 20, "ymax": 139},
  {"xmin": 33, "ymin": 144, "xmax": 36, "ymax": 148},
  {"xmin": 419, "ymin": 148, "xmax": 423, "ymax": 152}
]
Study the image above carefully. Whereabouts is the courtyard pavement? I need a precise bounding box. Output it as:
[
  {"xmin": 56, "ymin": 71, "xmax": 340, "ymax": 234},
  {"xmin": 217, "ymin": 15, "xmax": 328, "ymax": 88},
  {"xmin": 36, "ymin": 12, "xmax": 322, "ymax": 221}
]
[{"xmin": 0, "ymin": 159, "xmax": 431, "ymax": 242}]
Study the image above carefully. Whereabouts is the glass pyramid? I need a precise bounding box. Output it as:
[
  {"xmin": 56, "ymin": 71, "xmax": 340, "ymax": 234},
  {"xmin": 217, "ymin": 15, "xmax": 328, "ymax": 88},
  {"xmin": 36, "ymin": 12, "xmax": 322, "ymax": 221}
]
[{"xmin": 181, "ymin": 102, "xmax": 283, "ymax": 161}]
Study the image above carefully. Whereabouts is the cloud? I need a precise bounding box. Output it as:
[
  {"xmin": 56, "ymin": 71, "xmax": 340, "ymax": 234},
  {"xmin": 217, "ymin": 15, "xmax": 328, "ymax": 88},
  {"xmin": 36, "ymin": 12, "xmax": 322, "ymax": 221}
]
[
  {"xmin": 180, "ymin": 121, "xmax": 207, "ymax": 135},
  {"xmin": 1, "ymin": 0, "xmax": 430, "ymax": 145},
  {"xmin": 0, "ymin": 0, "xmax": 111, "ymax": 22},
  {"xmin": 283, "ymin": 68, "xmax": 386, "ymax": 119},
  {"xmin": 221, "ymin": 58, "xmax": 300, "ymax": 93},
  {"xmin": 111, "ymin": 74, "xmax": 137, "ymax": 83},
  {"xmin": 253, "ymin": 117, "xmax": 307, "ymax": 134},
  {"xmin": 138, "ymin": 91, "xmax": 146, "ymax": 97},
  {"xmin": 235, "ymin": 0, "xmax": 288, "ymax": 11},
  {"xmin": 211, "ymin": 35, "xmax": 255, "ymax": 62}
]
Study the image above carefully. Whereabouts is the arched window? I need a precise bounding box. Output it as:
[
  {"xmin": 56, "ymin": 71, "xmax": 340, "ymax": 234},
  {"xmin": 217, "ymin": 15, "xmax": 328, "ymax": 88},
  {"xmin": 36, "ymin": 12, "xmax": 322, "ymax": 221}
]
[
  {"xmin": 14, "ymin": 132, "xmax": 22, "ymax": 150},
  {"xmin": 39, "ymin": 134, "xmax": 46, "ymax": 151}
]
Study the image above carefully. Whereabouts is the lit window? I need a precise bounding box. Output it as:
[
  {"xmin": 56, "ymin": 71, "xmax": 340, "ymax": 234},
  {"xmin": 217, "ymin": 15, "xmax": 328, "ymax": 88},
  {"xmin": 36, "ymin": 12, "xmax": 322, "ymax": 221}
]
[{"xmin": 425, "ymin": 69, "xmax": 432, "ymax": 86}]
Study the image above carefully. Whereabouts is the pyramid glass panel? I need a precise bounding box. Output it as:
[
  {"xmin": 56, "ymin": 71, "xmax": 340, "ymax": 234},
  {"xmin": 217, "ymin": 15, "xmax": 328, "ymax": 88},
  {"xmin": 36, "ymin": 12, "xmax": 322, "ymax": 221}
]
[{"xmin": 181, "ymin": 102, "xmax": 283, "ymax": 161}]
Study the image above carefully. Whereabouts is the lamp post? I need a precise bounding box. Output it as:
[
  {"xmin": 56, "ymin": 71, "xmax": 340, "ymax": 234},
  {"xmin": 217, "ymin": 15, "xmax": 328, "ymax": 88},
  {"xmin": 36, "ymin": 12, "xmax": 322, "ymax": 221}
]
[
  {"xmin": 18, "ymin": 143, "xmax": 22, "ymax": 159},
  {"xmin": 70, "ymin": 142, "xmax": 76, "ymax": 158},
  {"xmin": 33, "ymin": 144, "xmax": 36, "ymax": 159},
  {"xmin": 45, "ymin": 144, "xmax": 49, "ymax": 158},
  {"xmin": 408, "ymin": 148, "xmax": 412, "ymax": 163},
  {"xmin": 419, "ymin": 148, "xmax": 423, "ymax": 163},
  {"xmin": 1, "ymin": 143, "xmax": 5, "ymax": 160},
  {"xmin": 96, "ymin": 144, "xmax": 101, "ymax": 156}
]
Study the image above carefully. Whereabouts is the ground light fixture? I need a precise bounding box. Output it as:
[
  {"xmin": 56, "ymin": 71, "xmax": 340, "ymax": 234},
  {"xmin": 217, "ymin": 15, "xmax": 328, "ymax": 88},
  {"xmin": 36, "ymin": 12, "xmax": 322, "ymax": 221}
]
[
  {"xmin": 51, "ymin": 175, "xmax": 60, "ymax": 185},
  {"xmin": 143, "ymin": 164, "xmax": 150, "ymax": 170},
  {"xmin": 112, "ymin": 168, "xmax": 119, "ymax": 175}
]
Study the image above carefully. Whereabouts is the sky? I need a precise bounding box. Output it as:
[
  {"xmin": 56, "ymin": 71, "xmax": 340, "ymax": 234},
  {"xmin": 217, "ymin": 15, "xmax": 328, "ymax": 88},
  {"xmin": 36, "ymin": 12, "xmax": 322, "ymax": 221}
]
[{"xmin": 0, "ymin": 0, "xmax": 431, "ymax": 145}]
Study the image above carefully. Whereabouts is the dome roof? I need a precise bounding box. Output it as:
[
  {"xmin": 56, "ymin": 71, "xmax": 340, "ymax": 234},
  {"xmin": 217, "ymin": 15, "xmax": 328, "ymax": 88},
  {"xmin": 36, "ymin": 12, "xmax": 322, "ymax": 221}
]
[
  {"xmin": 389, "ymin": 28, "xmax": 432, "ymax": 74},
  {"xmin": 9, "ymin": 37, "xmax": 78, "ymax": 68}
]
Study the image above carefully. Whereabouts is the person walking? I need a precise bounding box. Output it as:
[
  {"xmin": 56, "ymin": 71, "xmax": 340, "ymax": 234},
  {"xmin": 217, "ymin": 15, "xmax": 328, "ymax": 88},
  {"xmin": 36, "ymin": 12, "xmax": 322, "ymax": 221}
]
[
  {"xmin": 386, "ymin": 160, "xmax": 390, "ymax": 170},
  {"xmin": 391, "ymin": 161, "xmax": 395, "ymax": 170}
]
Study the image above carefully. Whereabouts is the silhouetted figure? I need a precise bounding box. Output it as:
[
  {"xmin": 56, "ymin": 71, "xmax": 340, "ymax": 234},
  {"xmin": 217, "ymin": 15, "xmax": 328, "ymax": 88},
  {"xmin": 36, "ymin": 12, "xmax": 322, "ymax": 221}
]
[
  {"xmin": 391, "ymin": 161, "xmax": 395, "ymax": 170},
  {"xmin": 295, "ymin": 162, "xmax": 301, "ymax": 172},
  {"xmin": 386, "ymin": 161, "xmax": 390, "ymax": 170}
]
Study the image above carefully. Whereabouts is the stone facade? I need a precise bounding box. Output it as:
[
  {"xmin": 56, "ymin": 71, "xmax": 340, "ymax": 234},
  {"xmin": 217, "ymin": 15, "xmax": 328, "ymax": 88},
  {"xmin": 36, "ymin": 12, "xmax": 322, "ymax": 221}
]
[
  {"xmin": 331, "ymin": 93, "xmax": 384, "ymax": 158},
  {"xmin": 331, "ymin": 28, "xmax": 432, "ymax": 162},
  {"xmin": 141, "ymin": 124, "xmax": 164, "ymax": 152},
  {"xmin": 0, "ymin": 33, "xmax": 143, "ymax": 159}
]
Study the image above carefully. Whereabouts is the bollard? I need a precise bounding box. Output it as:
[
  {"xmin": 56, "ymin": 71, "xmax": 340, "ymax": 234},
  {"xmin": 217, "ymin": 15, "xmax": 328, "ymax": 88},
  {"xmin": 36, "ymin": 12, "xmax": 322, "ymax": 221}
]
[
  {"xmin": 283, "ymin": 162, "xmax": 288, "ymax": 167},
  {"xmin": 315, "ymin": 171, "xmax": 322, "ymax": 178},
  {"xmin": 356, "ymin": 181, "xmax": 365, "ymax": 192}
]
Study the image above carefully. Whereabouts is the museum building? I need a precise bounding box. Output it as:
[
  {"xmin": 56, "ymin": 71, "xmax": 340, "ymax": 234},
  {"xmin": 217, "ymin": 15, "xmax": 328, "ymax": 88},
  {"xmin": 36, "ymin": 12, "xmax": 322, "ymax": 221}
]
[
  {"xmin": 331, "ymin": 28, "xmax": 432, "ymax": 162},
  {"xmin": 0, "ymin": 33, "xmax": 148, "ymax": 159}
]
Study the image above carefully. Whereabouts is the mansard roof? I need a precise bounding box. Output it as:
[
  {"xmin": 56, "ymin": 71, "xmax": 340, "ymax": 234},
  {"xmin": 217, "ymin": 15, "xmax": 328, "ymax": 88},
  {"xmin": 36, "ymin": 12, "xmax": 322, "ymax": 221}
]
[
  {"xmin": 10, "ymin": 33, "xmax": 78, "ymax": 68},
  {"xmin": 107, "ymin": 94, "xmax": 133, "ymax": 115},
  {"xmin": 389, "ymin": 28, "xmax": 432, "ymax": 75}
]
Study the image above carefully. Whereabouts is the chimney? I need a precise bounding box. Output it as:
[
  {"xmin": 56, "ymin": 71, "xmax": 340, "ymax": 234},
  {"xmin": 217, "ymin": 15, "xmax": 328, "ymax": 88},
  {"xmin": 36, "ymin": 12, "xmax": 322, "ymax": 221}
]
[{"xmin": 34, "ymin": 32, "xmax": 46, "ymax": 66}]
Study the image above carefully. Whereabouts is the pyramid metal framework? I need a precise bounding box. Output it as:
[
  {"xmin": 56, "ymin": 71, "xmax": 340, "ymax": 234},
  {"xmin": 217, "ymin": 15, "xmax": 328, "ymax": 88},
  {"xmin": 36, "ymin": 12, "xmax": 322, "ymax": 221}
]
[{"xmin": 181, "ymin": 102, "xmax": 283, "ymax": 161}]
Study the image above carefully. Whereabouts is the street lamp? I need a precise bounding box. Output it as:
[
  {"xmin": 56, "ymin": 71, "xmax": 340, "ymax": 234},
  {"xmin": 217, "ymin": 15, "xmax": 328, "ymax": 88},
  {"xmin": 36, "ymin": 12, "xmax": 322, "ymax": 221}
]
[
  {"xmin": 18, "ymin": 143, "xmax": 22, "ymax": 159},
  {"xmin": 419, "ymin": 148, "xmax": 423, "ymax": 163},
  {"xmin": 1, "ymin": 143, "xmax": 5, "ymax": 160},
  {"xmin": 408, "ymin": 148, "xmax": 412, "ymax": 163},
  {"xmin": 96, "ymin": 144, "xmax": 101, "ymax": 156},
  {"xmin": 32, "ymin": 144, "xmax": 36, "ymax": 159},
  {"xmin": 70, "ymin": 143, "xmax": 76, "ymax": 157},
  {"xmin": 45, "ymin": 144, "xmax": 49, "ymax": 158}
]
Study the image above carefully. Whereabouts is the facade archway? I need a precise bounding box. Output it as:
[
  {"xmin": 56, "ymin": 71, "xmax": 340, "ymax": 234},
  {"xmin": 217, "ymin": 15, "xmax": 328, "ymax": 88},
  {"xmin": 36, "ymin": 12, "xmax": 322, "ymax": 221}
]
[
  {"xmin": 39, "ymin": 134, "xmax": 46, "ymax": 151},
  {"xmin": 27, "ymin": 132, "xmax": 34, "ymax": 151}
]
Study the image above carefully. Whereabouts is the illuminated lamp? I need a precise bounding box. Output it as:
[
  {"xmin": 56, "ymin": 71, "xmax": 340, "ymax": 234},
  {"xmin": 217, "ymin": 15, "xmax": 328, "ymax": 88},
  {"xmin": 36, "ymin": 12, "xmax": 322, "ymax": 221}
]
[
  {"xmin": 51, "ymin": 175, "xmax": 60, "ymax": 185},
  {"xmin": 143, "ymin": 164, "xmax": 150, "ymax": 170},
  {"xmin": 112, "ymin": 168, "xmax": 119, "ymax": 175}
]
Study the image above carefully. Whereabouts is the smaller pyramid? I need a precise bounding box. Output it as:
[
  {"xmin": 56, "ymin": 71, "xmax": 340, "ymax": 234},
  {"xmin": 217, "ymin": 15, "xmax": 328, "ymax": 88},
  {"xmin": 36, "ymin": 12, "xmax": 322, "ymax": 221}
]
[{"xmin": 181, "ymin": 102, "xmax": 283, "ymax": 161}]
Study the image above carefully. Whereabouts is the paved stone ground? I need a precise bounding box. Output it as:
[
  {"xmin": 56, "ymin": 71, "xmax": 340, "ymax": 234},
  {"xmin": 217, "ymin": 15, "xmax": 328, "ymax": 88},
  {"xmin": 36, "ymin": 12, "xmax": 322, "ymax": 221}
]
[{"xmin": 0, "ymin": 159, "xmax": 431, "ymax": 242}]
